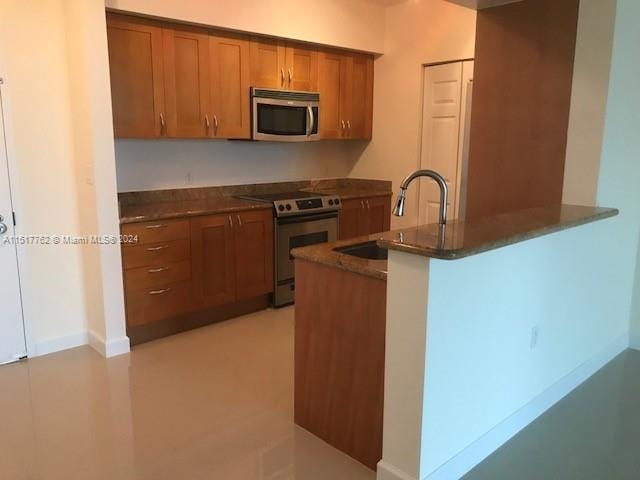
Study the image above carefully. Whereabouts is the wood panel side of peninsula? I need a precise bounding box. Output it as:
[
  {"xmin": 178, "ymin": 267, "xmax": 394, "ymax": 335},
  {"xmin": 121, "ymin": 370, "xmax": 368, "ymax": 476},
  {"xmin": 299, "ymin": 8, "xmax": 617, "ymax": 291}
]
[{"xmin": 294, "ymin": 259, "xmax": 386, "ymax": 471}]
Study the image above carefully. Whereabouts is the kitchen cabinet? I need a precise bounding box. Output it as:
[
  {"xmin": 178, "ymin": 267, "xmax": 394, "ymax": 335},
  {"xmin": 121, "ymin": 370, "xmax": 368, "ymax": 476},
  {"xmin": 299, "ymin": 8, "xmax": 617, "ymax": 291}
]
[
  {"xmin": 107, "ymin": 13, "xmax": 372, "ymax": 140},
  {"xmin": 163, "ymin": 26, "xmax": 210, "ymax": 138},
  {"xmin": 191, "ymin": 209, "xmax": 273, "ymax": 308},
  {"xmin": 250, "ymin": 39, "xmax": 318, "ymax": 91},
  {"xmin": 339, "ymin": 195, "xmax": 391, "ymax": 240},
  {"xmin": 106, "ymin": 14, "xmax": 165, "ymax": 138},
  {"xmin": 318, "ymin": 50, "xmax": 374, "ymax": 140},
  {"xmin": 209, "ymin": 33, "xmax": 251, "ymax": 139}
]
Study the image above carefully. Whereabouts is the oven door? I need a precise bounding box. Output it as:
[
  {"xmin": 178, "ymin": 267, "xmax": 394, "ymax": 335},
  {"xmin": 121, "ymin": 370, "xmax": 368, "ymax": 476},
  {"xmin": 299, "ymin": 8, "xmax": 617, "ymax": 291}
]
[
  {"xmin": 252, "ymin": 97, "xmax": 319, "ymax": 142},
  {"xmin": 274, "ymin": 212, "xmax": 338, "ymax": 305}
]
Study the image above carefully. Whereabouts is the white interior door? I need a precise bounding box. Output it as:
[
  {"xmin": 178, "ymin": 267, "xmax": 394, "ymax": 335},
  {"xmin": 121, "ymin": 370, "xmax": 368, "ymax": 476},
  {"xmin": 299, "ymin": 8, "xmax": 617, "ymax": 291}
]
[
  {"xmin": 418, "ymin": 61, "xmax": 474, "ymax": 225},
  {"xmin": 0, "ymin": 82, "xmax": 26, "ymax": 364}
]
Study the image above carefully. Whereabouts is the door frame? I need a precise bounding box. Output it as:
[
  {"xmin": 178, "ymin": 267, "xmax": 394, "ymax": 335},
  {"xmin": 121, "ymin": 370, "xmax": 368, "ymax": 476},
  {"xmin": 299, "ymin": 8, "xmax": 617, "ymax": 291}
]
[{"xmin": 0, "ymin": 75, "xmax": 32, "ymax": 360}]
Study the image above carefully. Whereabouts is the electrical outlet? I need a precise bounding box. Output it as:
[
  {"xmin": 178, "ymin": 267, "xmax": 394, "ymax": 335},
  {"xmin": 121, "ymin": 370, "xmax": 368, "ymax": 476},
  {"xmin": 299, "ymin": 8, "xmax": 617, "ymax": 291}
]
[{"xmin": 530, "ymin": 325, "xmax": 539, "ymax": 349}]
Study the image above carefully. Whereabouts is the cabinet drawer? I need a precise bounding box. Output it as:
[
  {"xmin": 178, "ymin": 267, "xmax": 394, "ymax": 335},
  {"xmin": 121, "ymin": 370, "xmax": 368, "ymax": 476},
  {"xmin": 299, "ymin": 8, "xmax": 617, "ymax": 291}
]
[
  {"xmin": 122, "ymin": 239, "xmax": 190, "ymax": 270},
  {"xmin": 124, "ymin": 260, "xmax": 191, "ymax": 291},
  {"xmin": 121, "ymin": 219, "xmax": 189, "ymax": 245},
  {"xmin": 125, "ymin": 280, "xmax": 192, "ymax": 327}
]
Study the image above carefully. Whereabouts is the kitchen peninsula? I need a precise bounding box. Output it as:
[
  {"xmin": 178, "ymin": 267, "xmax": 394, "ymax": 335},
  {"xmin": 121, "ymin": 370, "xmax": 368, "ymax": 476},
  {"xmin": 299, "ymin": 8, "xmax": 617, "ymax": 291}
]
[{"xmin": 292, "ymin": 204, "xmax": 618, "ymax": 474}]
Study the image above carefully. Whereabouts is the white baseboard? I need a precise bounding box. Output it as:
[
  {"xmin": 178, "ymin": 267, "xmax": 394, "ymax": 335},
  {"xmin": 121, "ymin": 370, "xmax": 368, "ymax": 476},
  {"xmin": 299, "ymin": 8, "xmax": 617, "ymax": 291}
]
[
  {"xmin": 377, "ymin": 461, "xmax": 417, "ymax": 480},
  {"xmin": 422, "ymin": 334, "xmax": 629, "ymax": 480},
  {"xmin": 33, "ymin": 331, "xmax": 88, "ymax": 357},
  {"xmin": 88, "ymin": 330, "xmax": 130, "ymax": 358}
]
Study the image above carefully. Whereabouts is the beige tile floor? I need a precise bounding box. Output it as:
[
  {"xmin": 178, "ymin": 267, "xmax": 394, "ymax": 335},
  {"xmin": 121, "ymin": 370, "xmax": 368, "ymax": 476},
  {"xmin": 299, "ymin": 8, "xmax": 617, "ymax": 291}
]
[{"xmin": 0, "ymin": 307, "xmax": 375, "ymax": 480}]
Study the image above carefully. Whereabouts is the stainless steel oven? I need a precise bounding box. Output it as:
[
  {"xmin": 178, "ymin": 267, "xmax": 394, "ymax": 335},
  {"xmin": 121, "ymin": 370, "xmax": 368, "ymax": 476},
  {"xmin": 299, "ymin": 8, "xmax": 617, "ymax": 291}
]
[
  {"xmin": 275, "ymin": 212, "xmax": 338, "ymax": 306},
  {"xmin": 251, "ymin": 88, "xmax": 320, "ymax": 142}
]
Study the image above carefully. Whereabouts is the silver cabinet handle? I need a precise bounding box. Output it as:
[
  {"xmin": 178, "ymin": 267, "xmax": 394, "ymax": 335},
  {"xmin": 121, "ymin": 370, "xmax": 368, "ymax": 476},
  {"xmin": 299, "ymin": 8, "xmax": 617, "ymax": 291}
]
[
  {"xmin": 347, "ymin": 120, "xmax": 351, "ymax": 132},
  {"xmin": 281, "ymin": 68, "xmax": 285, "ymax": 85},
  {"xmin": 149, "ymin": 288, "xmax": 171, "ymax": 296},
  {"xmin": 228, "ymin": 215, "xmax": 233, "ymax": 228},
  {"xmin": 213, "ymin": 114, "xmax": 219, "ymax": 133},
  {"xmin": 148, "ymin": 267, "xmax": 169, "ymax": 274},
  {"xmin": 341, "ymin": 120, "xmax": 346, "ymax": 131},
  {"xmin": 145, "ymin": 224, "xmax": 167, "ymax": 229},
  {"xmin": 237, "ymin": 215, "xmax": 242, "ymax": 227},
  {"xmin": 205, "ymin": 114, "xmax": 210, "ymax": 131},
  {"xmin": 146, "ymin": 245, "xmax": 169, "ymax": 252},
  {"xmin": 159, "ymin": 113, "xmax": 166, "ymax": 134},
  {"xmin": 288, "ymin": 68, "xmax": 293, "ymax": 85},
  {"xmin": 366, "ymin": 200, "xmax": 370, "ymax": 209},
  {"xmin": 360, "ymin": 200, "xmax": 365, "ymax": 209}
]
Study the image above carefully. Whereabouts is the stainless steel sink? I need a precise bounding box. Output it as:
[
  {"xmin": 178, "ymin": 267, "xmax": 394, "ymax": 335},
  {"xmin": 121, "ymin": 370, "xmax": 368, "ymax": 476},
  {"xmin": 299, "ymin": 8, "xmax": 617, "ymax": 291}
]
[{"xmin": 334, "ymin": 241, "xmax": 388, "ymax": 260}]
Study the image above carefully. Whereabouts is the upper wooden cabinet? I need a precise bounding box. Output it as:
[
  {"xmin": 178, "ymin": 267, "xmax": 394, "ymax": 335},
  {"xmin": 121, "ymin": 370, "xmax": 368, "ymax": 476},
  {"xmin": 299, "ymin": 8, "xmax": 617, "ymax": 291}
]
[
  {"xmin": 209, "ymin": 34, "xmax": 251, "ymax": 139},
  {"xmin": 163, "ymin": 26, "xmax": 210, "ymax": 138},
  {"xmin": 107, "ymin": 13, "xmax": 373, "ymax": 141},
  {"xmin": 318, "ymin": 50, "xmax": 373, "ymax": 140},
  {"xmin": 249, "ymin": 39, "xmax": 318, "ymax": 91},
  {"xmin": 106, "ymin": 15, "xmax": 165, "ymax": 138}
]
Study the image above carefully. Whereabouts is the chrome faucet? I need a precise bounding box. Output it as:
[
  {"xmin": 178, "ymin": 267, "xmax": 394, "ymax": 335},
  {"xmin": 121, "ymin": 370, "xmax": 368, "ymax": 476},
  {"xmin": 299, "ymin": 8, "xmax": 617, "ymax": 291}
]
[{"xmin": 393, "ymin": 169, "xmax": 448, "ymax": 225}]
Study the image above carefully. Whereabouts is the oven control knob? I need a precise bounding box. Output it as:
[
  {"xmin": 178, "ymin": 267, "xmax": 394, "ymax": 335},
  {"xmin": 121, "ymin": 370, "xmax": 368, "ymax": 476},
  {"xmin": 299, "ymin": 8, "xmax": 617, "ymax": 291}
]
[
  {"xmin": 285, "ymin": 204, "xmax": 292, "ymax": 211},
  {"xmin": 328, "ymin": 199, "xmax": 334, "ymax": 206},
  {"xmin": 334, "ymin": 198, "xmax": 340, "ymax": 205},
  {"xmin": 278, "ymin": 205, "xmax": 285, "ymax": 212}
]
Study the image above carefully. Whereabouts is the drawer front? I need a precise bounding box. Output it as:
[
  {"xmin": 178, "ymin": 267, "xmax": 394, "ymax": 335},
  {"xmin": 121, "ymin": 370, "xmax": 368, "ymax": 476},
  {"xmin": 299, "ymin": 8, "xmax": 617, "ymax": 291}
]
[
  {"xmin": 122, "ymin": 239, "xmax": 190, "ymax": 270},
  {"xmin": 121, "ymin": 219, "xmax": 189, "ymax": 245},
  {"xmin": 126, "ymin": 280, "xmax": 192, "ymax": 327},
  {"xmin": 124, "ymin": 260, "xmax": 191, "ymax": 291}
]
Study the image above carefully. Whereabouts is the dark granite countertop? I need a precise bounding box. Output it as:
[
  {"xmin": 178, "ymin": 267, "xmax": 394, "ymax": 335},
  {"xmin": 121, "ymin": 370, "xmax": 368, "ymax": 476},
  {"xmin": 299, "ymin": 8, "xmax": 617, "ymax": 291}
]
[
  {"xmin": 120, "ymin": 197, "xmax": 270, "ymax": 224},
  {"xmin": 118, "ymin": 178, "xmax": 392, "ymax": 225},
  {"xmin": 291, "ymin": 205, "xmax": 617, "ymax": 279},
  {"xmin": 292, "ymin": 232, "xmax": 388, "ymax": 281},
  {"xmin": 377, "ymin": 204, "xmax": 618, "ymax": 260}
]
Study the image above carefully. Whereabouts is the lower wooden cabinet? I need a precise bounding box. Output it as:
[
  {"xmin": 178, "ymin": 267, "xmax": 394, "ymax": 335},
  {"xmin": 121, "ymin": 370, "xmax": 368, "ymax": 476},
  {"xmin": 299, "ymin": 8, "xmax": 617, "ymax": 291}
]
[
  {"xmin": 339, "ymin": 195, "xmax": 391, "ymax": 240},
  {"xmin": 190, "ymin": 208, "xmax": 273, "ymax": 308},
  {"xmin": 121, "ymin": 208, "xmax": 274, "ymax": 337}
]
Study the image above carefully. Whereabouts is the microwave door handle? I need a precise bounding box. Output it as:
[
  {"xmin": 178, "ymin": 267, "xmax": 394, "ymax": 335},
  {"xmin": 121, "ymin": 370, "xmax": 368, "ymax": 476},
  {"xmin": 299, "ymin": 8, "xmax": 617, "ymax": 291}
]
[{"xmin": 307, "ymin": 106, "xmax": 314, "ymax": 137}]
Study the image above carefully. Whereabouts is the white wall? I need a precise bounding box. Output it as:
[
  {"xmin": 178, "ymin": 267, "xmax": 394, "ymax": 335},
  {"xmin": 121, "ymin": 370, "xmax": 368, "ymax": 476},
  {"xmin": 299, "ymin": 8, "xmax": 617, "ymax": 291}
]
[
  {"xmin": 595, "ymin": 0, "xmax": 640, "ymax": 351},
  {"xmin": 115, "ymin": 140, "xmax": 364, "ymax": 192},
  {"xmin": 0, "ymin": 0, "xmax": 127, "ymax": 357},
  {"xmin": 105, "ymin": 0, "xmax": 386, "ymax": 53},
  {"xmin": 562, "ymin": 0, "xmax": 616, "ymax": 206},
  {"xmin": 348, "ymin": 0, "xmax": 477, "ymax": 229},
  {"xmin": 0, "ymin": 0, "xmax": 87, "ymax": 354}
]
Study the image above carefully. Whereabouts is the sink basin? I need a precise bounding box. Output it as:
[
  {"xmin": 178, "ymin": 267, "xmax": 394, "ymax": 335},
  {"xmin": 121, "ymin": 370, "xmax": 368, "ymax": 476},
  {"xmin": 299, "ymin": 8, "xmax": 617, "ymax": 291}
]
[{"xmin": 334, "ymin": 241, "xmax": 388, "ymax": 260}]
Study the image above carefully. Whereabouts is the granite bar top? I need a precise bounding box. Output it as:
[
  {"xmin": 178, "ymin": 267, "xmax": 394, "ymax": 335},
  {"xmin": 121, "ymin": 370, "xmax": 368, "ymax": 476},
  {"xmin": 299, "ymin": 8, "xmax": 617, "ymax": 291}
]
[
  {"xmin": 119, "ymin": 178, "xmax": 392, "ymax": 224},
  {"xmin": 292, "ymin": 232, "xmax": 388, "ymax": 281},
  {"xmin": 377, "ymin": 204, "xmax": 618, "ymax": 260}
]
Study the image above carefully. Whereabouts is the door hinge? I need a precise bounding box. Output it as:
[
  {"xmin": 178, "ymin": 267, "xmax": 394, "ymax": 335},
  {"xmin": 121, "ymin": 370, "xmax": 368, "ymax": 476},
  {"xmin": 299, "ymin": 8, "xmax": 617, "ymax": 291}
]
[{"xmin": 12, "ymin": 211, "xmax": 16, "ymax": 226}]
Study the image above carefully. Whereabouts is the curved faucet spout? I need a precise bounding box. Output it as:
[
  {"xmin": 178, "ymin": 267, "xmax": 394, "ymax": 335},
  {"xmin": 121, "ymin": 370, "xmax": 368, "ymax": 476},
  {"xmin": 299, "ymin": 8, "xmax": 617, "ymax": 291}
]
[{"xmin": 392, "ymin": 169, "xmax": 448, "ymax": 225}]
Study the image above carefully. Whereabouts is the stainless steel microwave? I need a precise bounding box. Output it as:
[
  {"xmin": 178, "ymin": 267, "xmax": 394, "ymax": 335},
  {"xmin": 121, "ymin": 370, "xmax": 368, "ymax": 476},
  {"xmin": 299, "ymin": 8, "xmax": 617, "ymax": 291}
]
[{"xmin": 251, "ymin": 88, "xmax": 320, "ymax": 142}]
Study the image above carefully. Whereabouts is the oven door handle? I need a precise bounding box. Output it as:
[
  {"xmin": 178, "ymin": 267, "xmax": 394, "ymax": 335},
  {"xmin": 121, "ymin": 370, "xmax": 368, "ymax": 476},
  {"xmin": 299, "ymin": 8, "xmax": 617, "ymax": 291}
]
[
  {"xmin": 306, "ymin": 105, "xmax": 314, "ymax": 137},
  {"xmin": 276, "ymin": 211, "xmax": 338, "ymax": 225}
]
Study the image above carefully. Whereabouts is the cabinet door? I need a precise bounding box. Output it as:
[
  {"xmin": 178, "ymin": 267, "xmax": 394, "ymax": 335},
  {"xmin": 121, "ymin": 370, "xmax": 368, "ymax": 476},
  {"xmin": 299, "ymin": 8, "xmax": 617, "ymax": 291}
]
[
  {"xmin": 285, "ymin": 45, "xmax": 318, "ymax": 92},
  {"xmin": 318, "ymin": 50, "xmax": 348, "ymax": 139},
  {"xmin": 346, "ymin": 55, "xmax": 374, "ymax": 140},
  {"xmin": 339, "ymin": 199, "xmax": 363, "ymax": 240},
  {"xmin": 106, "ymin": 14, "xmax": 165, "ymax": 138},
  {"xmin": 250, "ymin": 39, "xmax": 286, "ymax": 89},
  {"xmin": 163, "ymin": 26, "xmax": 210, "ymax": 138},
  {"xmin": 210, "ymin": 33, "xmax": 251, "ymax": 139},
  {"xmin": 234, "ymin": 209, "xmax": 274, "ymax": 300},
  {"xmin": 362, "ymin": 196, "xmax": 391, "ymax": 235},
  {"xmin": 191, "ymin": 214, "xmax": 236, "ymax": 308}
]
